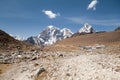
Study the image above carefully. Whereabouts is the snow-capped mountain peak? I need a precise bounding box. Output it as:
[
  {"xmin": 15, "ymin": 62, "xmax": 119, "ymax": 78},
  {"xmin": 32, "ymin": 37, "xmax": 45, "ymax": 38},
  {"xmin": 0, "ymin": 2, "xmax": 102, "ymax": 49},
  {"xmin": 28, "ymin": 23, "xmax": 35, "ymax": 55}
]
[
  {"xmin": 78, "ymin": 23, "xmax": 95, "ymax": 33},
  {"xmin": 37, "ymin": 25, "xmax": 61, "ymax": 45},
  {"xmin": 47, "ymin": 25, "xmax": 55, "ymax": 29},
  {"xmin": 26, "ymin": 25, "xmax": 73, "ymax": 46},
  {"xmin": 60, "ymin": 28, "xmax": 73, "ymax": 39},
  {"xmin": 38, "ymin": 25, "xmax": 59, "ymax": 37}
]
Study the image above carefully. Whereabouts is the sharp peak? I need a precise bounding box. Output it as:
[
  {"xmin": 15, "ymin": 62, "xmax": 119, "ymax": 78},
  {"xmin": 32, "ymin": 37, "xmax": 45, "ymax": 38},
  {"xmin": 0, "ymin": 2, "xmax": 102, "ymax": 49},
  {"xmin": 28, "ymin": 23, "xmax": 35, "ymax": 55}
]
[
  {"xmin": 47, "ymin": 25, "xmax": 58, "ymax": 29},
  {"xmin": 83, "ymin": 23, "xmax": 92, "ymax": 28},
  {"xmin": 47, "ymin": 25, "xmax": 54, "ymax": 28}
]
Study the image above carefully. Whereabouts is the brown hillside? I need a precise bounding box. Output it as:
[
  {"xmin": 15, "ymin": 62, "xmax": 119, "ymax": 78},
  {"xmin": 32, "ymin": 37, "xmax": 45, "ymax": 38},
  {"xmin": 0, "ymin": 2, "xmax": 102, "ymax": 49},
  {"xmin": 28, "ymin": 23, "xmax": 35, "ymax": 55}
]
[
  {"xmin": 0, "ymin": 29, "xmax": 40, "ymax": 53},
  {"xmin": 43, "ymin": 30, "xmax": 120, "ymax": 52},
  {"xmin": 0, "ymin": 30, "xmax": 17, "ymax": 43},
  {"xmin": 55, "ymin": 30, "xmax": 120, "ymax": 46}
]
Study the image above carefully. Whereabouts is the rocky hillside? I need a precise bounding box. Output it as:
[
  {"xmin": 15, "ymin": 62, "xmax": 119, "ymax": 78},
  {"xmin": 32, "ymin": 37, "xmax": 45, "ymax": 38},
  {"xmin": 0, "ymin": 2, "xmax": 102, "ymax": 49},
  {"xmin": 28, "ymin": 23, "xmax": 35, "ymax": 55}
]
[{"xmin": 0, "ymin": 29, "xmax": 40, "ymax": 53}]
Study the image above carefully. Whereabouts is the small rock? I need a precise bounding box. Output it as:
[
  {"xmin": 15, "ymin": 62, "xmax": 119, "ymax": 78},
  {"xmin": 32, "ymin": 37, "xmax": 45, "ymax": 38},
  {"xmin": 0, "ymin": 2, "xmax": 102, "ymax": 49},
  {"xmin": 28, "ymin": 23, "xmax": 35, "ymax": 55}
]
[
  {"xmin": 66, "ymin": 73, "xmax": 71, "ymax": 76},
  {"xmin": 37, "ymin": 67, "xmax": 45, "ymax": 77}
]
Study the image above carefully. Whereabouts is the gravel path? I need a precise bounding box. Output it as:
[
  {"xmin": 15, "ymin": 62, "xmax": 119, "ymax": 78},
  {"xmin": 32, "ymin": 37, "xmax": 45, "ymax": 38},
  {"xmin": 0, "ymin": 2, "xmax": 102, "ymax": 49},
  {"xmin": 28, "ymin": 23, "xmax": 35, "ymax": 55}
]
[
  {"xmin": 1, "ymin": 53, "xmax": 120, "ymax": 80},
  {"xmin": 44, "ymin": 54, "xmax": 120, "ymax": 80}
]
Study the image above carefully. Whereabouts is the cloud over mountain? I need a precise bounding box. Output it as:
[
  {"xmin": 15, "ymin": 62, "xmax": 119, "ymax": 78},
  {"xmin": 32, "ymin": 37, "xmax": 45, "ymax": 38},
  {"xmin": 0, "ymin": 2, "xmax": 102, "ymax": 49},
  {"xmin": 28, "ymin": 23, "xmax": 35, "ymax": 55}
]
[{"xmin": 42, "ymin": 10, "xmax": 60, "ymax": 19}]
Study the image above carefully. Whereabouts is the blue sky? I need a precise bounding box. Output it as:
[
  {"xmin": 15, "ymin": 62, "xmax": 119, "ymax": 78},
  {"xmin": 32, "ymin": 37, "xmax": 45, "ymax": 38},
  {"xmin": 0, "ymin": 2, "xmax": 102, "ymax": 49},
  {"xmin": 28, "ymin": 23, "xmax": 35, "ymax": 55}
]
[{"xmin": 0, "ymin": 0, "xmax": 120, "ymax": 39}]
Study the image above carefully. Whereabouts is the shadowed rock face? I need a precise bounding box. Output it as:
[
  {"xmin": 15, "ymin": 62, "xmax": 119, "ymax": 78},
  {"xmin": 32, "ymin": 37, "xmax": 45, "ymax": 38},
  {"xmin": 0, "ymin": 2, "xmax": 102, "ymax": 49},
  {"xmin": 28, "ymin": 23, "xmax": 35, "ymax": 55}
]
[
  {"xmin": 26, "ymin": 36, "xmax": 42, "ymax": 46},
  {"xmin": 115, "ymin": 27, "xmax": 120, "ymax": 31}
]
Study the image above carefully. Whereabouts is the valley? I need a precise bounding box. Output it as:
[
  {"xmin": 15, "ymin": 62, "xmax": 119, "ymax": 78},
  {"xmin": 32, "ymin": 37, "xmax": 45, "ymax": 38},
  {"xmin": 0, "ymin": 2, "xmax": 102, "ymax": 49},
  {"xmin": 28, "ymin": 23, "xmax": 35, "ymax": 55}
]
[
  {"xmin": 0, "ymin": 24, "xmax": 120, "ymax": 80},
  {"xmin": 0, "ymin": 0, "xmax": 120, "ymax": 80}
]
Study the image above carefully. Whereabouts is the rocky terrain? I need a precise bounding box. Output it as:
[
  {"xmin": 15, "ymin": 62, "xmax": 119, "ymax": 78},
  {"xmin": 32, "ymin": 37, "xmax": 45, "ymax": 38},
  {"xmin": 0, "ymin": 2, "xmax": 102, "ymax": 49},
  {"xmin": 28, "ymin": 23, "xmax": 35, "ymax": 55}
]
[
  {"xmin": 0, "ymin": 45, "xmax": 120, "ymax": 80},
  {"xmin": 0, "ymin": 27, "xmax": 120, "ymax": 80}
]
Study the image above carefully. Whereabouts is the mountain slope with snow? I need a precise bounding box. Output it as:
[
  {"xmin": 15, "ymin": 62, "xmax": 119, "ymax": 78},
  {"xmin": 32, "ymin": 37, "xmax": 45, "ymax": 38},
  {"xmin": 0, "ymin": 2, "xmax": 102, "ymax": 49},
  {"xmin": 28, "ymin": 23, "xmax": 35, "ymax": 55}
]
[
  {"xmin": 13, "ymin": 35, "xmax": 24, "ymax": 41},
  {"xmin": 26, "ymin": 36, "xmax": 42, "ymax": 46},
  {"xmin": 10, "ymin": 34, "xmax": 24, "ymax": 41},
  {"xmin": 38, "ymin": 25, "xmax": 62, "ymax": 45},
  {"xmin": 26, "ymin": 23, "xmax": 95, "ymax": 46},
  {"xmin": 26, "ymin": 25, "xmax": 73, "ymax": 45},
  {"xmin": 60, "ymin": 28, "xmax": 73, "ymax": 39},
  {"xmin": 78, "ymin": 23, "xmax": 95, "ymax": 33}
]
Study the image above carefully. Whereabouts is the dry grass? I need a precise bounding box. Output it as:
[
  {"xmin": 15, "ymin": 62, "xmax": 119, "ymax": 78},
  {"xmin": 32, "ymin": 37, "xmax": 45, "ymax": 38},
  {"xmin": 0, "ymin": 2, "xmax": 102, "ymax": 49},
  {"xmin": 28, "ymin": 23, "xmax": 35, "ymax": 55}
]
[
  {"xmin": 43, "ymin": 45, "xmax": 79, "ymax": 52},
  {"xmin": 56, "ymin": 30, "xmax": 120, "ymax": 46}
]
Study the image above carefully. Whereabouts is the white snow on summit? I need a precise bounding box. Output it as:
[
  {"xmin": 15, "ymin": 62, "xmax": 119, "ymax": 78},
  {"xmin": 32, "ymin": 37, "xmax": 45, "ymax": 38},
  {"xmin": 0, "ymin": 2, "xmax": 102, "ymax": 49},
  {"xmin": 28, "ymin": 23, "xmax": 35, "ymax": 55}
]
[
  {"xmin": 26, "ymin": 25, "xmax": 73, "ymax": 46},
  {"xmin": 37, "ymin": 25, "xmax": 61, "ymax": 45},
  {"xmin": 78, "ymin": 23, "xmax": 95, "ymax": 33},
  {"xmin": 14, "ymin": 35, "xmax": 24, "ymax": 41},
  {"xmin": 26, "ymin": 23, "xmax": 95, "ymax": 46},
  {"xmin": 60, "ymin": 28, "xmax": 73, "ymax": 39}
]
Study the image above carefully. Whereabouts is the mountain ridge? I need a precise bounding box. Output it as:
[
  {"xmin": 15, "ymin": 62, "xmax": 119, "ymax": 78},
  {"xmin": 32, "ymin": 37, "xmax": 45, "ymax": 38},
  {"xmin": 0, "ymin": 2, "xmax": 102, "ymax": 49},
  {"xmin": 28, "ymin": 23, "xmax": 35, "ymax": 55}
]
[
  {"xmin": 26, "ymin": 23, "xmax": 95, "ymax": 46},
  {"xmin": 78, "ymin": 23, "xmax": 95, "ymax": 34},
  {"xmin": 26, "ymin": 25, "xmax": 73, "ymax": 46}
]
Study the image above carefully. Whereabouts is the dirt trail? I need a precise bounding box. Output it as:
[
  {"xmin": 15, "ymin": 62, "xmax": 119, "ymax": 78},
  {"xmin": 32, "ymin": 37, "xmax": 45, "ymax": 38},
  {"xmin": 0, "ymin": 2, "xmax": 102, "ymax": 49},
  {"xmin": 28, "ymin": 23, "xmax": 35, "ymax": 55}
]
[
  {"xmin": 1, "ymin": 52, "xmax": 120, "ymax": 80},
  {"xmin": 42, "ymin": 54, "xmax": 120, "ymax": 80}
]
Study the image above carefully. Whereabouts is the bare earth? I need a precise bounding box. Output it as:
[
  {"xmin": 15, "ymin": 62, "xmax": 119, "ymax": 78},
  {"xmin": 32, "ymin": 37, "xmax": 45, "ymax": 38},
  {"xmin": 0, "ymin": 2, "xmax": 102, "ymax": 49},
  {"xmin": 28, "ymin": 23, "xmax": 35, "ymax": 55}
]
[{"xmin": 0, "ymin": 46, "xmax": 120, "ymax": 80}]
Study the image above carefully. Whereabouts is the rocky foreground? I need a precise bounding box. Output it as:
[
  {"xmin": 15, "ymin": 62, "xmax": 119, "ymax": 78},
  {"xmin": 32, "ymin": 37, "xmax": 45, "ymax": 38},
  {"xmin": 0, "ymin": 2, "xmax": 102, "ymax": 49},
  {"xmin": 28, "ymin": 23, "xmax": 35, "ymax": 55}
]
[{"xmin": 0, "ymin": 45, "xmax": 120, "ymax": 80}]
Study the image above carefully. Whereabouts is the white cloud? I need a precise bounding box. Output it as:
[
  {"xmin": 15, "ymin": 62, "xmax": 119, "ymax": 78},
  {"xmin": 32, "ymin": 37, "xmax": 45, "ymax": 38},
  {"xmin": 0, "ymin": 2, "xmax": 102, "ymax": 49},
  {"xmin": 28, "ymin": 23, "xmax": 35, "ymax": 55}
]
[
  {"xmin": 42, "ymin": 10, "xmax": 60, "ymax": 19},
  {"xmin": 87, "ymin": 0, "xmax": 98, "ymax": 10},
  {"xmin": 66, "ymin": 17, "xmax": 120, "ymax": 26}
]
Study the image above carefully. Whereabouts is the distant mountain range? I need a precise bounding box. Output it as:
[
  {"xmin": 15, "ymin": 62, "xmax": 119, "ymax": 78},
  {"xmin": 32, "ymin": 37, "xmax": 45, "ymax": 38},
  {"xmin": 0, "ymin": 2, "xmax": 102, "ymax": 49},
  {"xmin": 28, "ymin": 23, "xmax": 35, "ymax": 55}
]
[
  {"xmin": 26, "ymin": 23, "xmax": 95, "ymax": 46},
  {"xmin": 26, "ymin": 25, "xmax": 73, "ymax": 46},
  {"xmin": 49, "ymin": 29, "xmax": 120, "ymax": 52},
  {"xmin": 0, "ymin": 24, "xmax": 119, "ymax": 52},
  {"xmin": 9, "ymin": 23, "xmax": 119, "ymax": 46}
]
